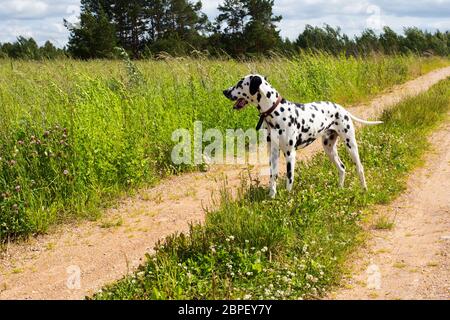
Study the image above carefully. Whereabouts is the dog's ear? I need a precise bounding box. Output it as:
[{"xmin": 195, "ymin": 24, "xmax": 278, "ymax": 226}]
[{"xmin": 249, "ymin": 76, "xmax": 262, "ymax": 96}]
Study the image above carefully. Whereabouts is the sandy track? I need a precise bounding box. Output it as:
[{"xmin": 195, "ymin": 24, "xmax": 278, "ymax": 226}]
[
  {"xmin": 1, "ymin": 67, "xmax": 449, "ymax": 300},
  {"xmin": 330, "ymin": 116, "xmax": 450, "ymax": 300}
]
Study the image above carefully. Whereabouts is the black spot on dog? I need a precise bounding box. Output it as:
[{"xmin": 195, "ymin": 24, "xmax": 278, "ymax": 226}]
[
  {"xmin": 302, "ymin": 119, "xmax": 305, "ymax": 125},
  {"xmin": 344, "ymin": 115, "xmax": 349, "ymax": 121},
  {"xmin": 267, "ymin": 135, "xmax": 271, "ymax": 142},
  {"xmin": 289, "ymin": 139, "xmax": 293, "ymax": 146},
  {"xmin": 281, "ymin": 98, "xmax": 286, "ymax": 104},
  {"xmin": 312, "ymin": 113, "xmax": 315, "ymax": 118},
  {"xmin": 279, "ymin": 129, "xmax": 283, "ymax": 135},
  {"xmin": 266, "ymin": 92, "xmax": 272, "ymax": 99},
  {"xmin": 347, "ymin": 124, "xmax": 350, "ymax": 129},
  {"xmin": 274, "ymin": 111, "xmax": 280, "ymax": 116},
  {"xmin": 324, "ymin": 139, "xmax": 328, "ymax": 145},
  {"xmin": 249, "ymin": 76, "xmax": 262, "ymax": 96},
  {"xmin": 335, "ymin": 112, "xmax": 340, "ymax": 119},
  {"xmin": 257, "ymin": 93, "xmax": 262, "ymax": 102},
  {"xmin": 280, "ymin": 107, "xmax": 285, "ymax": 112},
  {"xmin": 275, "ymin": 123, "xmax": 280, "ymax": 129},
  {"xmin": 287, "ymin": 162, "xmax": 292, "ymax": 178}
]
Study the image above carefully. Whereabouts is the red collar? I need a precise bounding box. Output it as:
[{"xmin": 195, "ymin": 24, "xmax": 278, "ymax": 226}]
[{"xmin": 256, "ymin": 95, "xmax": 282, "ymax": 130}]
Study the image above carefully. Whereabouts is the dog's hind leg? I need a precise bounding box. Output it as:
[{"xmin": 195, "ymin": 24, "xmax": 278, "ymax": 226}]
[
  {"xmin": 341, "ymin": 130, "xmax": 367, "ymax": 190},
  {"xmin": 322, "ymin": 130, "xmax": 346, "ymax": 188}
]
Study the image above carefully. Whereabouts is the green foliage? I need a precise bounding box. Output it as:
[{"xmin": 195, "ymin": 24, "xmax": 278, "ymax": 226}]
[
  {"xmin": 0, "ymin": 55, "xmax": 447, "ymax": 240},
  {"xmin": 94, "ymin": 78, "xmax": 450, "ymax": 300},
  {"xmin": 0, "ymin": 37, "xmax": 65, "ymax": 60},
  {"xmin": 65, "ymin": 4, "xmax": 117, "ymax": 59}
]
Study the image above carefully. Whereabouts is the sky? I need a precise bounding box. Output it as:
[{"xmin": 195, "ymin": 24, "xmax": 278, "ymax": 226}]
[{"xmin": 0, "ymin": 0, "xmax": 449, "ymax": 47}]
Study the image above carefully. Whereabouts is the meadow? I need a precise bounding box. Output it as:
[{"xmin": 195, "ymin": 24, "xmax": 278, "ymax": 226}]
[
  {"xmin": 94, "ymin": 78, "xmax": 450, "ymax": 300},
  {"xmin": 0, "ymin": 54, "xmax": 448, "ymax": 240}
]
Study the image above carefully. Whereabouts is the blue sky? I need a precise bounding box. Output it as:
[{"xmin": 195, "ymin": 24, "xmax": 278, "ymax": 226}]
[{"xmin": 0, "ymin": 0, "xmax": 449, "ymax": 47}]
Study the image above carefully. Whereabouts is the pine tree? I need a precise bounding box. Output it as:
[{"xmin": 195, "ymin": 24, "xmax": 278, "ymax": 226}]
[
  {"xmin": 65, "ymin": 3, "xmax": 116, "ymax": 59},
  {"xmin": 215, "ymin": 0, "xmax": 281, "ymax": 55}
]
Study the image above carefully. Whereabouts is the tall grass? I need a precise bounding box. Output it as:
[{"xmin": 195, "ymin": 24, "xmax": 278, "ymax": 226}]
[
  {"xmin": 94, "ymin": 78, "xmax": 450, "ymax": 300},
  {"xmin": 0, "ymin": 54, "xmax": 448, "ymax": 240}
]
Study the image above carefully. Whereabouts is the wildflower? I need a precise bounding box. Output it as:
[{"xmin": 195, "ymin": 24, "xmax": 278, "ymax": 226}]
[
  {"xmin": 9, "ymin": 160, "xmax": 16, "ymax": 166},
  {"xmin": 246, "ymin": 271, "xmax": 253, "ymax": 276},
  {"xmin": 243, "ymin": 294, "xmax": 251, "ymax": 300},
  {"xmin": 43, "ymin": 131, "xmax": 50, "ymax": 137},
  {"xmin": 15, "ymin": 185, "xmax": 21, "ymax": 192},
  {"xmin": 63, "ymin": 169, "xmax": 69, "ymax": 176},
  {"xmin": 210, "ymin": 245, "xmax": 216, "ymax": 253},
  {"xmin": 261, "ymin": 246, "xmax": 268, "ymax": 252},
  {"xmin": 12, "ymin": 204, "xmax": 18, "ymax": 211},
  {"xmin": 230, "ymin": 272, "xmax": 235, "ymax": 276},
  {"xmin": 18, "ymin": 140, "xmax": 24, "ymax": 145},
  {"xmin": 245, "ymin": 240, "xmax": 249, "ymax": 243},
  {"xmin": 229, "ymin": 235, "xmax": 234, "ymax": 241}
]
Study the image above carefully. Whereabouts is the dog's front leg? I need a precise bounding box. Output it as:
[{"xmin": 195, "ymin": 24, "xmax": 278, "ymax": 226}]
[
  {"xmin": 285, "ymin": 148, "xmax": 296, "ymax": 192},
  {"xmin": 269, "ymin": 140, "xmax": 280, "ymax": 198}
]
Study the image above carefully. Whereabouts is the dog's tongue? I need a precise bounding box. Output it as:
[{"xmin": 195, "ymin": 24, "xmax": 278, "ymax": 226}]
[{"xmin": 233, "ymin": 98, "xmax": 247, "ymax": 110}]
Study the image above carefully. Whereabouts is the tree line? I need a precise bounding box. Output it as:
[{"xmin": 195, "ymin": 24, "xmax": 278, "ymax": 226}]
[
  {"xmin": 0, "ymin": 0, "xmax": 449, "ymax": 59},
  {"xmin": 0, "ymin": 37, "xmax": 65, "ymax": 59}
]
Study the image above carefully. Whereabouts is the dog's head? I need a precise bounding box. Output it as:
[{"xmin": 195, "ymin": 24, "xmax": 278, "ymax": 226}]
[{"xmin": 223, "ymin": 74, "xmax": 271, "ymax": 110}]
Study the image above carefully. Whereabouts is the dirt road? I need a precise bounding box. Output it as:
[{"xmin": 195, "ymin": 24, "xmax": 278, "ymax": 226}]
[
  {"xmin": 1, "ymin": 67, "xmax": 449, "ymax": 300},
  {"xmin": 330, "ymin": 117, "xmax": 450, "ymax": 300}
]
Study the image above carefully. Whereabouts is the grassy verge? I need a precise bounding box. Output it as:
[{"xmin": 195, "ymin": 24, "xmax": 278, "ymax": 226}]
[
  {"xmin": 93, "ymin": 78, "xmax": 450, "ymax": 300},
  {"xmin": 0, "ymin": 54, "xmax": 448, "ymax": 240}
]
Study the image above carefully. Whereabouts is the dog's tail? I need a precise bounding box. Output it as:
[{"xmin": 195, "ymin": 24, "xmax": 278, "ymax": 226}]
[{"xmin": 348, "ymin": 112, "xmax": 383, "ymax": 125}]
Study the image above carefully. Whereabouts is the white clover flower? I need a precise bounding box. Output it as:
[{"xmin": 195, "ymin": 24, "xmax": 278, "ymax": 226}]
[
  {"xmin": 243, "ymin": 294, "xmax": 252, "ymax": 300},
  {"xmin": 261, "ymin": 246, "xmax": 268, "ymax": 252},
  {"xmin": 229, "ymin": 235, "xmax": 235, "ymax": 241}
]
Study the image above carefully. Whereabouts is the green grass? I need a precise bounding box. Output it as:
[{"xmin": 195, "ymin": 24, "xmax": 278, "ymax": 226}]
[
  {"xmin": 0, "ymin": 54, "xmax": 448, "ymax": 240},
  {"xmin": 372, "ymin": 215, "xmax": 395, "ymax": 230},
  {"xmin": 93, "ymin": 78, "xmax": 450, "ymax": 300}
]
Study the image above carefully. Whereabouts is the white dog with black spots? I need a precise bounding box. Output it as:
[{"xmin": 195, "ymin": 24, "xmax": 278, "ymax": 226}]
[{"xmin": 223, "ymin": 74, "xmax": 382, "ymax": 198}]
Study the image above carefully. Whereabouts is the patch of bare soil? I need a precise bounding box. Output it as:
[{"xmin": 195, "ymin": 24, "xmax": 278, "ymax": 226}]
[
  {"xmin": 329, "ymin": 117, "xmax": 450, "ymax": 300},
  {"xmin": 1, "ymin": 67, "xmax": 449, "ymax": 300}
]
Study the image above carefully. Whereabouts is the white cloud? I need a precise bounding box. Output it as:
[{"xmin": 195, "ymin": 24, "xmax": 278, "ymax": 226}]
[
  {"xmin": 0, "ymin": 0, "xmax": 449, "ymax": 47},
  {"xmin": 0, "ymin": 0, "xmax": 79, "ymax": 46}
]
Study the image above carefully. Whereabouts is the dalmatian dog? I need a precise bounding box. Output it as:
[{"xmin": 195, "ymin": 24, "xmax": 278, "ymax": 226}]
[{"xmin": 223, "ymin": 74, "xmax": 382, "ymax": 198}]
